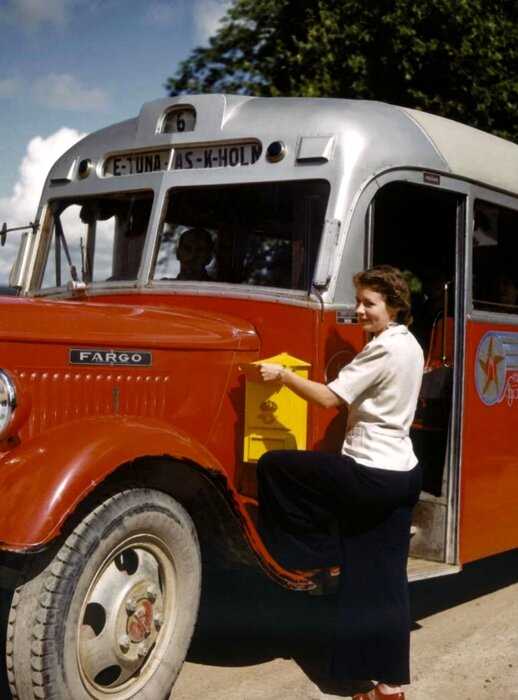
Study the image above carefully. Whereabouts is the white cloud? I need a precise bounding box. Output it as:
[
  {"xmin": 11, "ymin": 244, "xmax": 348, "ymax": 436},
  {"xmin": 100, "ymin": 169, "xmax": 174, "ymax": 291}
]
[
  {"xmin": 0, "ymin": 0, "xmax": 70, "ymax": 27},
  {"xmin": 0, "ymin": 128, "xmax": 85, "ymax": 284},
  {"xmin": 193, "ymin": 0, "xmax": 230, "ymax": 42},
  {"xmin": 0, "ymin": 78, "xmax": 21, "ymax": 98},
  {"xmin": 34, "ymin": 73, "xmax": 109, "ymax": 112}
]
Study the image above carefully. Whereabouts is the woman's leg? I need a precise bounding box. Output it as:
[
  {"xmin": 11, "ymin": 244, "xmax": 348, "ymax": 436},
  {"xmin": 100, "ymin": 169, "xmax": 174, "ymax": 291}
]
[
  {"xmin": 257, "ymin": 450, "xmax": 351, "ymax": 570},
  {"xmin": 258, "ymin": 452, "xmax": 420, "ymax": 686},
  {"xmin": 329, "ymin": 463, "xmax": 422, "ymax": 686}
]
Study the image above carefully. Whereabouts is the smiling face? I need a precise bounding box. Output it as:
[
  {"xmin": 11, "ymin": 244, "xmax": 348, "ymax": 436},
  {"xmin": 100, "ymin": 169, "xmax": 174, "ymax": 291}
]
[{"xmin": 355, "ymin": 285, "xmax": 397, "ymax": 336}]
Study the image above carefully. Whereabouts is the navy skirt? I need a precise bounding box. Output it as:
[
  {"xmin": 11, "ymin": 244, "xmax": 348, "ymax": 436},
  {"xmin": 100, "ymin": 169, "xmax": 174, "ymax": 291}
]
[{"xmin": 257, "ymin": 450, "xmax": 422, "ymax": 685}]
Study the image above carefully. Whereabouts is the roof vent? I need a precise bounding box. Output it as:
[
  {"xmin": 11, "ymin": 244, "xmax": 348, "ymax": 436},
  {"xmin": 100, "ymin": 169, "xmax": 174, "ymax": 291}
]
[{"xmin": 296, "ymin": 136, "xmax": 335, "ymax": 163}]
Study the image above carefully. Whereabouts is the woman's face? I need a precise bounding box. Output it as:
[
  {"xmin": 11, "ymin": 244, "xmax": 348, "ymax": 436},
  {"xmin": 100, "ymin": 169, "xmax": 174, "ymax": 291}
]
[{"xmin": 355, "ymin": 285, "xmax": 396, "ymax": 336}]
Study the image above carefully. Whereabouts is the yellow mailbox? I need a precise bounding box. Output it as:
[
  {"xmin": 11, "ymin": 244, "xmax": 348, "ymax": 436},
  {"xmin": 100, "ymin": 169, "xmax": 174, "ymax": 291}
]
[{"xmin": 243, "ymin": 352, "xmax": 311, "ymax": 463}]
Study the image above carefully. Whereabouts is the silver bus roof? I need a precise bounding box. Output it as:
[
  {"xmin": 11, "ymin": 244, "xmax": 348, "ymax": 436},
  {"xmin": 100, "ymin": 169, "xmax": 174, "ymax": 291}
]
[{"xmin": 44, "ymin": 94, "xmax": 518, "ymax": 198}]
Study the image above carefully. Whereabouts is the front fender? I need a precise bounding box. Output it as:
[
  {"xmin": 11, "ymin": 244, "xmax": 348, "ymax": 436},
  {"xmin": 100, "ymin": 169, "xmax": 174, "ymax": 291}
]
[{"xmin": 0, "ymin": 416, "xmax": 223, "ymax": 550}]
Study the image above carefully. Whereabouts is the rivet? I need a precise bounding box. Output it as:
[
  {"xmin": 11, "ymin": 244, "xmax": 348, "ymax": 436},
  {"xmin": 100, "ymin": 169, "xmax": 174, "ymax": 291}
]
[
  {"xmin": 146, "ymin": 585, "xmax": 157, "ymax": 602},
  {"xmin": 118, "ymin": 634, "xmax": 130, "ymax": 652},
  {"xmin": 137, "ymin": 642, "xmax": 149, "ymax": 658}
]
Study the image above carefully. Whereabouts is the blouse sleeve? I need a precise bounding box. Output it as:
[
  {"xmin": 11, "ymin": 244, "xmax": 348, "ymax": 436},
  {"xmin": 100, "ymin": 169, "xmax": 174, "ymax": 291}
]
[{"xmin": 327, "ymin": 340, "xmax": 390, "ymax": 405}]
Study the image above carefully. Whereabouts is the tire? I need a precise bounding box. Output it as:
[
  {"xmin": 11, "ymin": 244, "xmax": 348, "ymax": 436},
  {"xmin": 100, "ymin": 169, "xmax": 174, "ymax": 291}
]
[{"xmin": 6, "ymin": 488, "xmax": 201, "ymax": 700}]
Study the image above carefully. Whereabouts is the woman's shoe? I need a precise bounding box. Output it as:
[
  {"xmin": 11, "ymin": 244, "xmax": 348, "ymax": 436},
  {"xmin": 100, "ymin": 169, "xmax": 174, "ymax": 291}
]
[{"xmin": 352, "ymin": 691, "xmax": 375, "ymax": 700}]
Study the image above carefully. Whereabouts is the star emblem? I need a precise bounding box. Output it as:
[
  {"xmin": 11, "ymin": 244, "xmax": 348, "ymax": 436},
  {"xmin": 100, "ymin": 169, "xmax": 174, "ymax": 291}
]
[{"xmin": 478, "ymin": 336, "xmax": 505, "ymax": 397}]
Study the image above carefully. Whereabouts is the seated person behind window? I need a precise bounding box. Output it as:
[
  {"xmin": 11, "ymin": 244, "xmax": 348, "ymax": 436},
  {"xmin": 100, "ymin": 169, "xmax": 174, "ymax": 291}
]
[{"xmin": 176, "ymin": 227, "xmax": 214, "ymax": 281}]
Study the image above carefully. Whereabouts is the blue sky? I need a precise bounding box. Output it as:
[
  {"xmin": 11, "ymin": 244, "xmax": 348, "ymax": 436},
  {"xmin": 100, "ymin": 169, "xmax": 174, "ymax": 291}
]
[{"xmin": 0, "ymin": 0, "xmax": 229, "ymax": 280}]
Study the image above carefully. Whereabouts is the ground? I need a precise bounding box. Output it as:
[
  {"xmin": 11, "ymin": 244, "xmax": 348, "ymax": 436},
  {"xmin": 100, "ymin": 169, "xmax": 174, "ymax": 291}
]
[{"xmin": 172, "ymin": 549, "xmax": 518, "ymax": 699}]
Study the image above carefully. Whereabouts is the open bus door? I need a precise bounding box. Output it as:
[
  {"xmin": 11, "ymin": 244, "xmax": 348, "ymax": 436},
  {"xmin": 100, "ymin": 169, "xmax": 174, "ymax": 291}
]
[{"xmin": 371, "ymin": 180, "xmax": 464, "ymax": 575}]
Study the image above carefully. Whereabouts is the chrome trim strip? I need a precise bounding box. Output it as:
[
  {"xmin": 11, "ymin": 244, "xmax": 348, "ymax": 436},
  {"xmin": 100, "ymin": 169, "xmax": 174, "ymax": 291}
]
[
  {"xmin": 470, "ymin": 310, "xmax": 518, "ymax": 327},
  {"xmin": 445, "ymin": 194, "xmax": 468, "ymax": 566},
  {"xmin": 31, "ymin": 284, "xmax": 328, "ymax": 310}
]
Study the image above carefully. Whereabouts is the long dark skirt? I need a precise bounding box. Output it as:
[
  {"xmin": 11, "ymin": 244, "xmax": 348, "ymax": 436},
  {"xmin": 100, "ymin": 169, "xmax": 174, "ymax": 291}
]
[{"xmin": 256, "ymin": 450, "xmax": 422, "ymax": 685}]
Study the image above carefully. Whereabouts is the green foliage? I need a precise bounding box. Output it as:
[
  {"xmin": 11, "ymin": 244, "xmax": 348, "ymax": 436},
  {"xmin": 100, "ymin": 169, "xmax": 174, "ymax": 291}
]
[{"xmin": 166, "ymin": 0, "xmax": 518, "ymax": 141}]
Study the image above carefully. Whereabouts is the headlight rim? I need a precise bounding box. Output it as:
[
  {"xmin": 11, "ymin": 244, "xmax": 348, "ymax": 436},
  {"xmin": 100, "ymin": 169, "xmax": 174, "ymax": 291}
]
[{"xmin": 0, "ymin": 369, "xmax": 17, "ymax": 440}]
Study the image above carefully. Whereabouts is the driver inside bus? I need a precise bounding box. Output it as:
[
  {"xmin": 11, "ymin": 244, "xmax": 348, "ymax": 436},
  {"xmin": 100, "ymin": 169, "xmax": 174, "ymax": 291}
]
[{"xmin": 175, "ymin": 227, "xmax": 214, "ymax": 281}]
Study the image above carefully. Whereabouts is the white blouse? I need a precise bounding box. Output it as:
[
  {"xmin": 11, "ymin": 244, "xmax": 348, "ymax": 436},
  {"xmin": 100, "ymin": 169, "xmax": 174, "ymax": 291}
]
[{"xmin": 327, "ymin": 324, "xmax": 424, "ymax": 471}]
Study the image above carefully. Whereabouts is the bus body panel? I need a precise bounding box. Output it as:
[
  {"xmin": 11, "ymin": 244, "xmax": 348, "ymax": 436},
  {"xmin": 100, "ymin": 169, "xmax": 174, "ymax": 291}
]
[
  {"xmin": 0, "ymin": 295, "xmax": 259, "ymax": 351},
  {"xmin": 101, "ymin": 293, "xmax": 366, "ymax": 483},
  {"xmin": 0, "ymin": 415, "xmax": 222, "ymax": 549},
  {"xmin": 0, "ymin": 411, "xmax": 313, "ymax": 588},
  {"xmin": 0, "ymin": 291, "xmax": 366, "ymax": 563},
  {"xmin": 460, "ymin": 319, "xmax": 518, "ymax": 563}
]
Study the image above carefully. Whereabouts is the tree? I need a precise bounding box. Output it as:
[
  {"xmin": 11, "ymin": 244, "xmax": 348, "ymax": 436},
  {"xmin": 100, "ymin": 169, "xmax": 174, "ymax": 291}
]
[{"xmin": 166, "ymin": 0, "xmax": 518, "ymax": 141}]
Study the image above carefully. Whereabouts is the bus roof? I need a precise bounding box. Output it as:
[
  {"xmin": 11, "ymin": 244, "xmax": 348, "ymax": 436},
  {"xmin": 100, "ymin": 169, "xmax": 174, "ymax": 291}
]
[
  {"xmin": 401, "ymin": 106, "xmax": 518, "ymax": 195},
  {"xmin": 46, "ymin": 95, "xmax": 518, "ymax": 198}
]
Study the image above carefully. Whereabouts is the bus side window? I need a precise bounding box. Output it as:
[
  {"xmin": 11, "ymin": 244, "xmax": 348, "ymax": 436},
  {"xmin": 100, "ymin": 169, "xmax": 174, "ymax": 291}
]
[
  {"xmin": 152, "ymin": 181, "xmax": 329, "ymax": 290},
  {"xmin": 473, "ymin": 201, "xmax": 518, "ymax": 313}
]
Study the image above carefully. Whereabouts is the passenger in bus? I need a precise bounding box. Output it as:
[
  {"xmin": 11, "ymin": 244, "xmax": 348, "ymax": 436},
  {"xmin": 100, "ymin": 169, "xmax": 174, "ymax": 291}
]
[
  {"xmin": 175, "ymin": 227, "xmax": 214, "ymax": 281},
  {"xmin": 256, "ymin": 266, "xmax": 423, "ymax": 700}
]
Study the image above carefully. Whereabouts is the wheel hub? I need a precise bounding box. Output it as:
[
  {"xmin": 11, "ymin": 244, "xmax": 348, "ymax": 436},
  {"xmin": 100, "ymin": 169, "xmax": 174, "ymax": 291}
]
[
  {"xmin": 127, "ymin": 598, "xmax": 154, "ymax": 643},
  {"xmin": 78, "ymin": 541, "xmax": 173, "ymax": 693},
  {"xmin": 115, "ymin": 579, "xmax": 164, "ymax": 664}
]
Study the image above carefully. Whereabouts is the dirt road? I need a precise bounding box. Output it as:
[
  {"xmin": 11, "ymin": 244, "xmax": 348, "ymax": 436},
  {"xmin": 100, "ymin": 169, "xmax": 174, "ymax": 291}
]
[{"xmin": 172, "ymin": 549, "xmax": 518, "ymax": 699}]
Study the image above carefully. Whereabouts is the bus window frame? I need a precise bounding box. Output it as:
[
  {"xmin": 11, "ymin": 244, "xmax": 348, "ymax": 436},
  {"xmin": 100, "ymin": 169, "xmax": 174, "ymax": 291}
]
[
  {"xmin": 145, "ymin": 178, "xmax": 334, "ymax": 301},
  {"xmin": 29, "ymin": 188, "xmax": 159, "ymax": 295},
  {"xmin": 469, "ymin": 183, "xmax": 518, "ymax": 327},
  {"xmin": 330, "ymin": 169, "xmax": 471, "ymax": 307}
]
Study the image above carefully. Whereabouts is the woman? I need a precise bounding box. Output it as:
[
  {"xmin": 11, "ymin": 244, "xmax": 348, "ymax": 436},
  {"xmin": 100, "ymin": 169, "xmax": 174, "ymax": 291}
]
[{"xmin": 257, "ymin": 265, "xmax": 424, "ymax": 699}]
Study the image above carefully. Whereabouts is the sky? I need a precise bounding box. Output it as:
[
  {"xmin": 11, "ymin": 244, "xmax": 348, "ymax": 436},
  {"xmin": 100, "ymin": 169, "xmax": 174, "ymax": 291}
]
[{"xmin": 0, "ymin": 0, "xmax": 230, "ymax": 282}]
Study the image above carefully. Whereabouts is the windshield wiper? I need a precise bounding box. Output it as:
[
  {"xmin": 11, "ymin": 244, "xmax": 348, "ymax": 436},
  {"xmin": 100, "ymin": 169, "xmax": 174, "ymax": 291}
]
[{"xmin": 54, "ymin": 215, "xmax": 79, "ymax": 284}]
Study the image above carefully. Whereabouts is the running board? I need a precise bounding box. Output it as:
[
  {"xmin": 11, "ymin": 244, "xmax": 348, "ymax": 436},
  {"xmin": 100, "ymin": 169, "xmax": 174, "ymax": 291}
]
[{"xmin": 408, "ymin": 557, "xmax": 461, "ymax": 582}]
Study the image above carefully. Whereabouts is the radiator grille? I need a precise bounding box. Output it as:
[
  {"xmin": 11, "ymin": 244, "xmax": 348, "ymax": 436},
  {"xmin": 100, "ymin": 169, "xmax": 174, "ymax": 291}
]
[{"xmin": 15, "ymin": 370, "xmax": 171, "ymax": 440}]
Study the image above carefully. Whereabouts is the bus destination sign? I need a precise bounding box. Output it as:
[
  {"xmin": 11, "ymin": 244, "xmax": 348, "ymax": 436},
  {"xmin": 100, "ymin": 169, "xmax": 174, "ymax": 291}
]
[
  {"xmin": 104, "ymin": 150, "xmax": 171, "ymax": 177},
  {"xmin": 104, "ymin": 142, "xmax": 261, "ymax": 177},
  {"xmin": 173, "ymin": 142, "xmax": 261, "ymax": 170}
]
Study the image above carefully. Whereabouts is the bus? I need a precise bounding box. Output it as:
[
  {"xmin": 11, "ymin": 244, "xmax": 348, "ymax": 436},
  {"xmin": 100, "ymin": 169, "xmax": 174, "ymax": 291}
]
[{"xmin": 0, "ymin": 94, "xmax": 517, "ymax": 699}]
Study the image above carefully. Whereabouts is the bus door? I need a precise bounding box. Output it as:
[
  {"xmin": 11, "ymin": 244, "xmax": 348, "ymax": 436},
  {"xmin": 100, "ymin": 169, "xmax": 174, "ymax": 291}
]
[
  {"xmin": 370, "ymin": 180, "xmax": 464, "ymax": 566},
  {"xmin": 459, "ymin": 195, "xmax": 518, "ymax": 563}
]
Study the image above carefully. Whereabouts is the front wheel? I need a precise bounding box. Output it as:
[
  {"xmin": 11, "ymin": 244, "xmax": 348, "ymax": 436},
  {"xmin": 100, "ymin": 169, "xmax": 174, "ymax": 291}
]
[{"xmin": 6, "ymin": 488, "xmax": 201, "ymax": 699}]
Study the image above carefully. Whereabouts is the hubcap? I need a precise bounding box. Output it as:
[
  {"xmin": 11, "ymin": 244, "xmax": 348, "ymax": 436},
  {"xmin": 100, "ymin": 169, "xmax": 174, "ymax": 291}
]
[{"xmin": 77, "ymin": 535, "xmax": 176, "ymax": 696}]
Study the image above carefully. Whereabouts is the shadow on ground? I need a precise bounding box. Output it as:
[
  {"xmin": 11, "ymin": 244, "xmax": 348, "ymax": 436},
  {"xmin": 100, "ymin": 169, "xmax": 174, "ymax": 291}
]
[{"xmin": 187, "ymin": 548, "xmax": 518, "ymax": 686}]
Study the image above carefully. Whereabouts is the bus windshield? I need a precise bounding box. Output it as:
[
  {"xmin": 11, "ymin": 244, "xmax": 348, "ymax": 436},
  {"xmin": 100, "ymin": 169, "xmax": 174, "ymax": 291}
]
[
  {"xmin": 152, "ymin": 180, "xmax": 329, "ymax": 291},
  {"xmin": 40, "ymin": 192, "xmax": 153, "ymax": 288}
]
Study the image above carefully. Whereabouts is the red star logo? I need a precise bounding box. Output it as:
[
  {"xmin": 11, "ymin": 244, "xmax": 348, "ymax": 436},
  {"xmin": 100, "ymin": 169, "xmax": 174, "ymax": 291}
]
[{"xmin": 479, "ymin": 337, "xmax": 505, "ymax": 396}]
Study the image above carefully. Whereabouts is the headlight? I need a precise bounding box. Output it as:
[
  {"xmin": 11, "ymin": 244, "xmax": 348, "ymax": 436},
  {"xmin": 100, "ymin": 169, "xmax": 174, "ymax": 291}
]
[{"xmin": 0, "ymin": 370, "xmax": 17, "ymax": 439}]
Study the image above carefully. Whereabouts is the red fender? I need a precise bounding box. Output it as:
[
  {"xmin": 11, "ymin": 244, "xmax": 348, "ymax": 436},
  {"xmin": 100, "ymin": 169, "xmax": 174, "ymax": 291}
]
[{"xmin": 0, "ymin": 416, "xmax": 223, "ymax": 550}]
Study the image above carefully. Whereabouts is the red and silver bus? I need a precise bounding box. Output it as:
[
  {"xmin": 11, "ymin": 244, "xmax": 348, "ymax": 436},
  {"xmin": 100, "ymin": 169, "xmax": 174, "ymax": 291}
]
[{"xmin": 0, "ymin": 95, "xmax": 517, "ymax": 698}]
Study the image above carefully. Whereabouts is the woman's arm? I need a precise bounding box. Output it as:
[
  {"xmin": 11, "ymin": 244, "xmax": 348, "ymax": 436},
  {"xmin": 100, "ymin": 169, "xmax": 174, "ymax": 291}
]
[{"xmin": 259, "ymin": 363, "xmax": 344, "ymax": 409}]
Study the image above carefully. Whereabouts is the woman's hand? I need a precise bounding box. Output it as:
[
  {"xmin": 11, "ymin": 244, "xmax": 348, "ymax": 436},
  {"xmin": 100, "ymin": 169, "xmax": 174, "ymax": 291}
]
[
  {"xmin": 244, "ymin": 362, "xmax": 344, "ymax": 409},
  {"xmin": 258, "ymin": 363, "xmax": 285, "ymax": 383}
]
